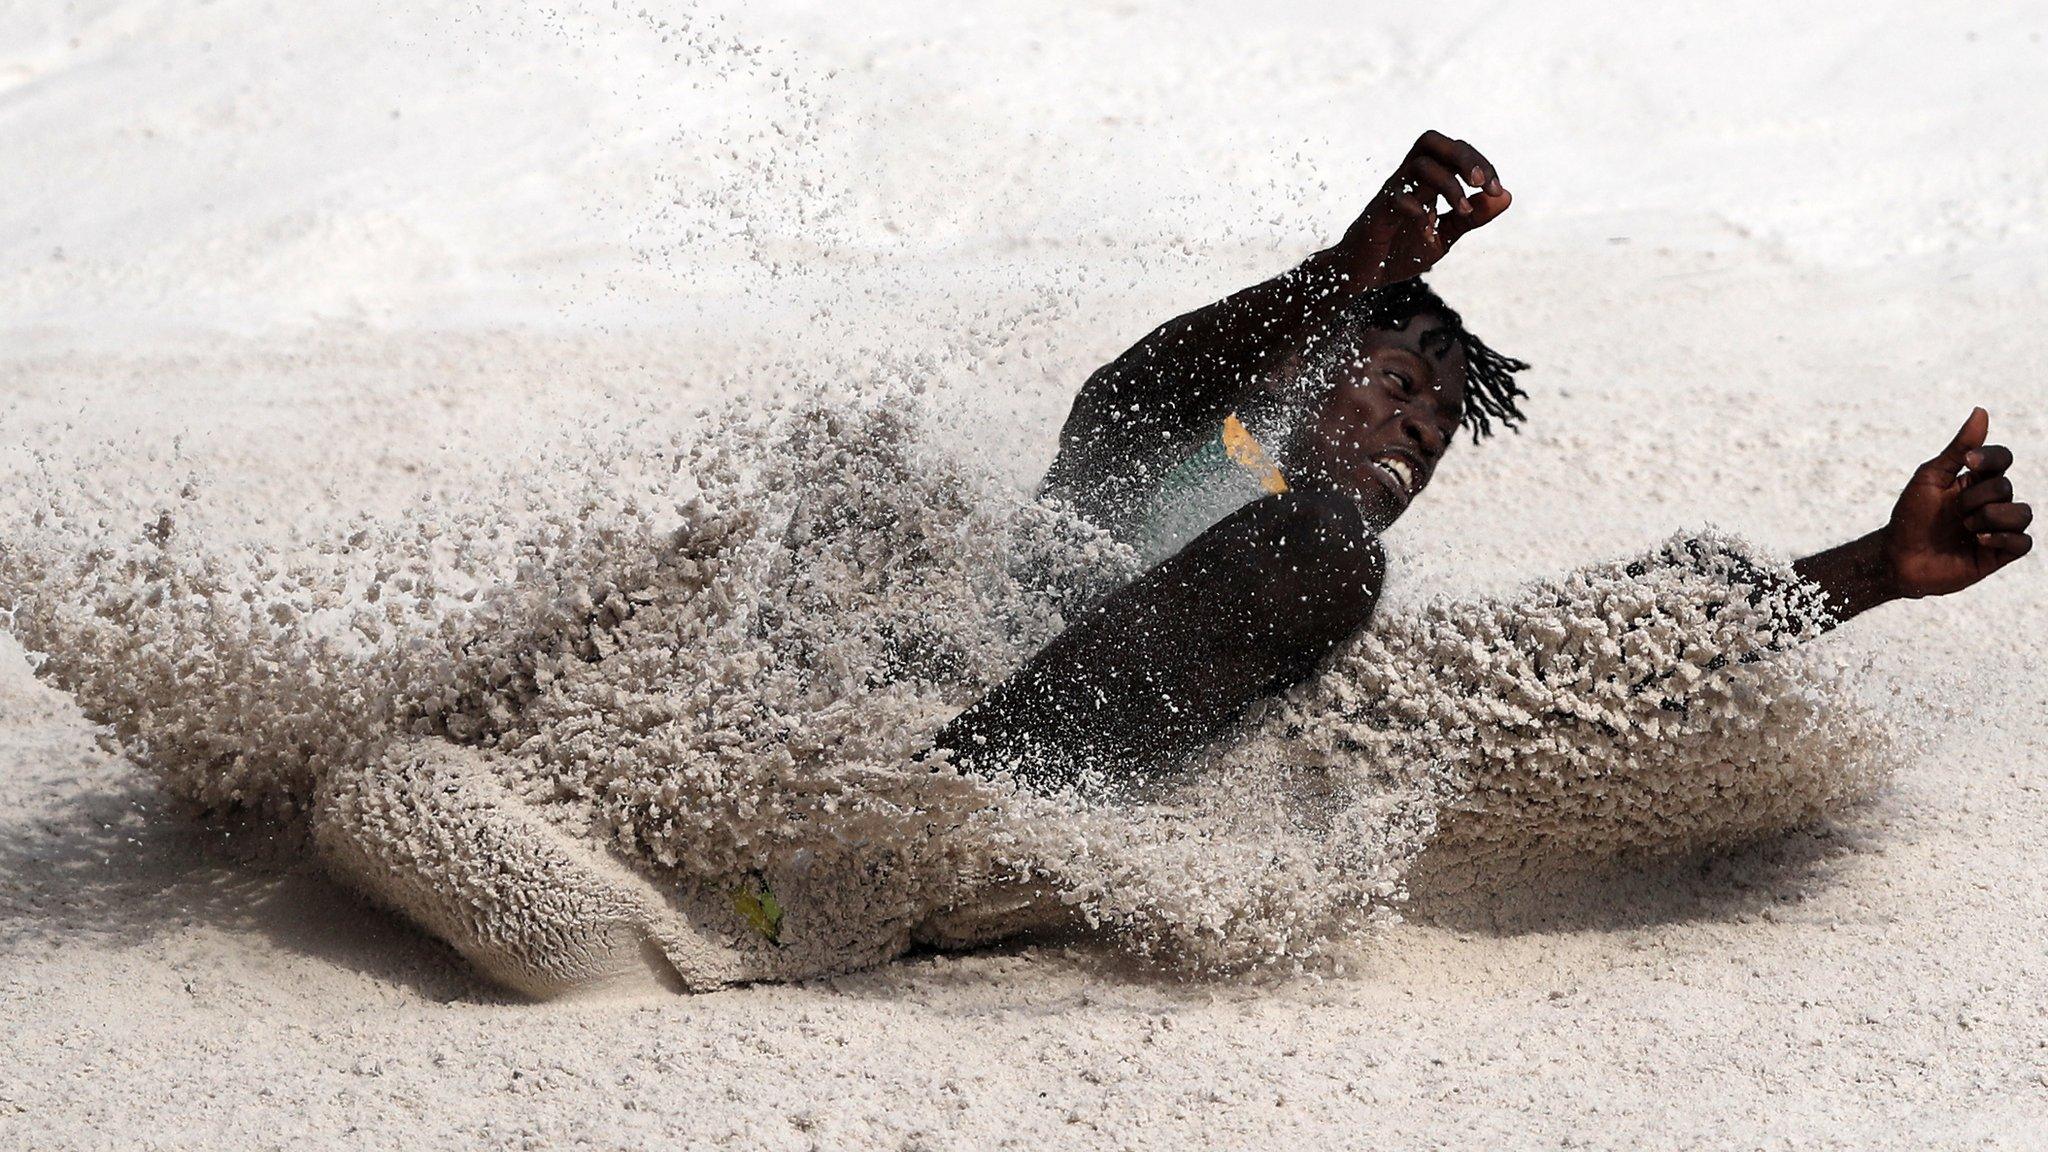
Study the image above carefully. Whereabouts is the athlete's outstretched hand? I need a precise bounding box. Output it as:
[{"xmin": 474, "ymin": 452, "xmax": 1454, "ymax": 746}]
[
  {"xmin": 1885, "ymin": 407, "xmax": 2033, "ymax": 598},
  {"xmin": 1330, "ymin": 130, "xmax": 1512, "ymax": 290}
]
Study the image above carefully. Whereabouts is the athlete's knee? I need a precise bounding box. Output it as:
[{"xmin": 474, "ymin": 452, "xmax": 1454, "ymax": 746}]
[
  {"xmin": 1237, "ymin": 490, "xmax": 1383, "ymax": 651},
  {"xmin": 1264, "ymin": 488, "xmax": 1378, "ymax": 565}
]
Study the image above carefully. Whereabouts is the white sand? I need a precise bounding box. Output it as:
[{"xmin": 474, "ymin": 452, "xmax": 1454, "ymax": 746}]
[{"xmin": 5, "ymin": 1, "xmax": 2047, "ymax": 1147}]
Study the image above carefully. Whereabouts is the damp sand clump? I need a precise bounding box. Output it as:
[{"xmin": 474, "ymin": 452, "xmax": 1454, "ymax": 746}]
[{"xmin": 0, "ymin": 388, "xmax": 1906, "ymax": 992}]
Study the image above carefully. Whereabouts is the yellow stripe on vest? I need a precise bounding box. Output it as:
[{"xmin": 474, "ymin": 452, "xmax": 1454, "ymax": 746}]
[{"xmin": 1221, "ymin": 413, "xmax": 1289, "ymax": 494}]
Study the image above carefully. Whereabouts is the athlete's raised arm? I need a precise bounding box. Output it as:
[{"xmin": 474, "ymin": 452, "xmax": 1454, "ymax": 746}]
[{"xmin": 1041, "ymin": 131, "xmax": 1512, "ymax": 531}]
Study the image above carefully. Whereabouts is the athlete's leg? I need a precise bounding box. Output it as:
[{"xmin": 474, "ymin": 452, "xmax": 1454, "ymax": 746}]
[{"xmin": 934, "ymin": 489, "xmax": 1382, "ymax": 795}]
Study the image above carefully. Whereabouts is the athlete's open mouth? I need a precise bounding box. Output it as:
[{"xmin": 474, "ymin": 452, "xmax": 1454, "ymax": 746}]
[{"xmin": 1366, "ymin": 450, "xmax": 1423, "ymax": 502}]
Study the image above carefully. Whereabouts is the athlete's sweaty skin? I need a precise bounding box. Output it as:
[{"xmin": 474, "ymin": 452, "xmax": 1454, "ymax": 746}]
[{"xmin": 937, "ymin": 130, "xmax": 2035, "ymax": 794}]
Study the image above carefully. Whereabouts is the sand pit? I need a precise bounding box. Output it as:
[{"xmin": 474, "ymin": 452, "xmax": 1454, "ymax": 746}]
[{"xmin": 5, "ymin": 1, "xmax": 2046, "ymax": 1147}]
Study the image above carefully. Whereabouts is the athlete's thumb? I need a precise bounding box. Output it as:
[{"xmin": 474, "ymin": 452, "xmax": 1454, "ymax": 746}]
[{"xmin": 1919, "ymin": 407, "xmax": 1988, "ymax": 479}]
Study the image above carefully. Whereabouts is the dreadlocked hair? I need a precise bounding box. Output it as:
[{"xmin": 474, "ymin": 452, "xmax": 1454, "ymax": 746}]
[{"xmin": 1338, "ymin": 278, "xmax": 1531, "ymax": 442}]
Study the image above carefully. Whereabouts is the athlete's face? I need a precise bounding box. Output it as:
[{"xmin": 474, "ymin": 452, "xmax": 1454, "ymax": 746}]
[{"xmin": 1285, "ymin": 313, "xmax": 1467, "ymax": 530}]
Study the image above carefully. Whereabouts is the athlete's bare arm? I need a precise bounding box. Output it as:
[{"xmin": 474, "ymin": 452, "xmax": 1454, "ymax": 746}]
[
  {"xmin": 1041, "ymin": 131, "xmax": 1512, "ymax": 532},
  {"xmin": 1795, "ymin": 407, "xmax": 2032, "ymax": 623}
]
